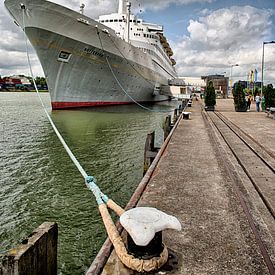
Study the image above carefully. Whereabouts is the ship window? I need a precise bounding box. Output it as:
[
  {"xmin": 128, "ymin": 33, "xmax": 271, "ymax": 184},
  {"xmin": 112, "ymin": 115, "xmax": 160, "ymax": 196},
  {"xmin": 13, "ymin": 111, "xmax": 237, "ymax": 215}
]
[
  {"xmin": 110, "ymin": 19, "xmax": 113, "ymax": 22},
  {"xmin": 137, "ymin": 20, "xmax": 141, "ymax": 23},
  {"xmin": 114, "ymin": 19, "xmax": 118, "ymax": 22},
  {"xmin": 119, "ymin": 19, "xmax": 123, "ymax": 22},
  {"xmin": 105, "ymin": 20, "xmax": 109, "ymax": 22}
]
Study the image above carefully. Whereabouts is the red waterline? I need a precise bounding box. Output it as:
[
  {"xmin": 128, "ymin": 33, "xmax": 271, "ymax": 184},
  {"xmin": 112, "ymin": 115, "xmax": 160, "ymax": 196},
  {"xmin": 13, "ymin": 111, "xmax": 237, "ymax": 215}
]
[
  {"xmin": 52, "ymin": 99, "xmax": 169, "ymax": 109},
  {"xmin": 51, "ymin": 101, "xmax": 131, "ymax": 109}
]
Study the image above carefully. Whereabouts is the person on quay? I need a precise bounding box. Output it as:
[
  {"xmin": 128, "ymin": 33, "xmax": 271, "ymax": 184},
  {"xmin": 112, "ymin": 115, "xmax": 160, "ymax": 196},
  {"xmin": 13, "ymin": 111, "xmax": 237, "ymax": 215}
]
[
  {"xmin": 255, "ymin": 94, "xmax": 261, "ymax": 112},
  {"xmin": 246, "ymin": 95, "xmax": 251, "ymax": 111}
]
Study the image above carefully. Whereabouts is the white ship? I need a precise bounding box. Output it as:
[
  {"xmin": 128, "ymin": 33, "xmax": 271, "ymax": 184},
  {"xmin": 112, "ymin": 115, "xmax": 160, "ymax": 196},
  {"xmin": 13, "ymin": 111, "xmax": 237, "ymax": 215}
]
[{"xmin": 5, "ymin": 0, "xmax": 177, "ymax": 109}]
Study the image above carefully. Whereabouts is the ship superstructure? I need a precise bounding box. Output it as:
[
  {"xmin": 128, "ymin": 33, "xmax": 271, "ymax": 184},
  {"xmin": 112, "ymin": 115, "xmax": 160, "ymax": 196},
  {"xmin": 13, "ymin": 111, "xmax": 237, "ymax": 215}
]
[
  {"xmin": 98, "ymin": 0, "xmax": 176, "ymax": 70},
  {"xmin": 5, "ymin": 0, "xmax": 177, "ymax": 109}
]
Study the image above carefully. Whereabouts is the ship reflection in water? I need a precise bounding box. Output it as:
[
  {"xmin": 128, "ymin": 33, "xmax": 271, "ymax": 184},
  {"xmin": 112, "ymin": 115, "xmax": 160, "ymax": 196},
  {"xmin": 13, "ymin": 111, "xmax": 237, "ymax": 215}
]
[{"xmin": 0, "ymin": 92, "xmax": 178, "ymax": 274}]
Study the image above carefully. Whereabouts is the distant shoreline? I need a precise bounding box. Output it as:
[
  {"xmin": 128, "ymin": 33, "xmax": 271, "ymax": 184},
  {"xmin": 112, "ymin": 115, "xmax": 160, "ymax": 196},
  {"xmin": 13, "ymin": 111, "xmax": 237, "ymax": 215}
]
[{"xmin": 0, "ymin": 89, "xmax": 48, "ymax": 93}]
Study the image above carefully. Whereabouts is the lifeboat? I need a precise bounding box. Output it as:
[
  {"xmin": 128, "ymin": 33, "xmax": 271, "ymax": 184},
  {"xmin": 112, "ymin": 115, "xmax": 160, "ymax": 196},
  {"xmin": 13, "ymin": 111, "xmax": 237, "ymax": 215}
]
[
  {"xmin": 171, "ymin": 58, "xmax": 176, "ymax": 66},
  {"xmin": 163, "ymin": 41, "xmax": 169, "ymax": 48},
  {"xmin": 157, "ymin": 32, "xmax": 167, "ymax": 43},
  {"xmin": 167, "ymin": 48, "xmax": 173, "ymax": 56}
]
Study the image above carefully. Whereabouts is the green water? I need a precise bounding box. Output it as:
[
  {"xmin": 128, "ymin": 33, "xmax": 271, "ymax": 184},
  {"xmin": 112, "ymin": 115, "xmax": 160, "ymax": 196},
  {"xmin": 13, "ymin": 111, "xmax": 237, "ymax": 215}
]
[{"xmin": 0, "ymin": 92, "xmax": 178, "ymax": 274}]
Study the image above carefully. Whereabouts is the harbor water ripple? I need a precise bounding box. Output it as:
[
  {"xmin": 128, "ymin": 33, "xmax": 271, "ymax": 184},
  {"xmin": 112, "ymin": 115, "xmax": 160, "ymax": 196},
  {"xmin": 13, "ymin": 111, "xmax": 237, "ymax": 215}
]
[{"xmin": 0, "ymin": 92, "xmax": 178, "ymax": 274}]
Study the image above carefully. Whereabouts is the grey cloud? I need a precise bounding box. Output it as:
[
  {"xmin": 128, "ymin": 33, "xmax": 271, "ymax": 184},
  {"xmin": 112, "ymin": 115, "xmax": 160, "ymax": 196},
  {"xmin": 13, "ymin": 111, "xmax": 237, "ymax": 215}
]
[
  {"xmin": 131, "ymin": 0, "xmax": 213, "ymax": 11},
  {"xmin": 185, "ymin": 6, "xmax": 272, "ymax": 51},
  {"xmin": 51, "ymin": 0, "xmax": 214, "ymax": 17},
  {"xmin": 173, "ymin": 5, "xmax": 274, "ymax": 82},
  {"xmin": 1, "ymin": 0, "xmax": 274, "ymax": 84}
]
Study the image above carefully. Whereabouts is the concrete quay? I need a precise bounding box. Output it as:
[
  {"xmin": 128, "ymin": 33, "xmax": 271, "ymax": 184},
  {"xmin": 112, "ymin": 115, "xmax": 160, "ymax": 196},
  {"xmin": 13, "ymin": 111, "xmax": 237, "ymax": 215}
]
[{"xmin": 97, "ymin": 98, "xmax": 275, "ymax": 275}]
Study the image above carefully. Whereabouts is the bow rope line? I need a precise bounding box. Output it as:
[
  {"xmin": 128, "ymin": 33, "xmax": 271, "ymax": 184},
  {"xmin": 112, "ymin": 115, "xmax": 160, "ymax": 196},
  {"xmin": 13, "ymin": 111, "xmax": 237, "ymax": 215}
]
[
  {"xmin": 96, "ymin": 28, "xmax": 179, "ymax": 113},
  {"xmin": 20, "ymin": 6, "xmax": 184, "ymax": 205},
  {"xmin": 107, "ymin": 34, "xmax": 156, "ymax": 88},
  {"xmin": 21, "ymin": 6, "xmax": 108, "ymax": 205},
  {"xmin": 19, "ymin": 7, "xmax": 172, "ymax": 271}
]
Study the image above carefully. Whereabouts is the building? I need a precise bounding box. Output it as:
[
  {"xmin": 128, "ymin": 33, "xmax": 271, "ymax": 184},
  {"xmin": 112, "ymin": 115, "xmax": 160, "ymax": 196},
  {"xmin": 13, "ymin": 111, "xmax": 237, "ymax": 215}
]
[
  {"xmin": 201, "ymin": 74, "xmax": 229, "ymax": 98},
  {"xmin": 166, "ymin": 77, "xmax": 206, "ymax": 96},
  {"xmin": 15, "ymin": 75, "xmax": 32, "ymax": 86}
]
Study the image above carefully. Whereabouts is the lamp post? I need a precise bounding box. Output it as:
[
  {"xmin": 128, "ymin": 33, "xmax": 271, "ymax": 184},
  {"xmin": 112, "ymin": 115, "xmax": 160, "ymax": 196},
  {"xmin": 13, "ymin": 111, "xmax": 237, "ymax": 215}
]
[
  {"xmin": 261, "ymin": 40, "xmax": 275, "ymax": 97},
  {"xmin": 229, "ymin": 64, "xmax": 239, "ymax": 97}
]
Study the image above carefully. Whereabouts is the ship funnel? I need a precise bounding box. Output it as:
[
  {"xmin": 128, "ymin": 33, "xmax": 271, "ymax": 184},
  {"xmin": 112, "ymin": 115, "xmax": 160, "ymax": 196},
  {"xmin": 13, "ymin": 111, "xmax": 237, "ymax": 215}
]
[{"xmin": 118, "ymin": 0, "xmax": 127, "ymax": 14}]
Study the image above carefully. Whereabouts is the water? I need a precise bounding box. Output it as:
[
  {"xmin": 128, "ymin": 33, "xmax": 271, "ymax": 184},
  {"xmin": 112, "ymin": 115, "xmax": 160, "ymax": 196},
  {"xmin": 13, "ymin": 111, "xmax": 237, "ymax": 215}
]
[{"xmin": 0, "ymin": 92, "xmax": 178, "ymax": 274}]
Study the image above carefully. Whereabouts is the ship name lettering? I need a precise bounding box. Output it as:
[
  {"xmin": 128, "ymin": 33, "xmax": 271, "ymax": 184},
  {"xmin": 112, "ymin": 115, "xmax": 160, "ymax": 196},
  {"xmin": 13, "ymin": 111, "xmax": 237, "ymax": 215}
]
[{"xmin": 83, "ymin": 47, "xmax": 103, "ymax": 57}]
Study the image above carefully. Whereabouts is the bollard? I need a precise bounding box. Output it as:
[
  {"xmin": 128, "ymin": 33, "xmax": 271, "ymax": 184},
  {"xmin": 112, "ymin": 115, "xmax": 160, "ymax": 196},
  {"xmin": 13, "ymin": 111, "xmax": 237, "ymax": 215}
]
[
  {"xmin": 126, "ymin": 231, "xmax": 163, "ymax": 259},
  {"xmin": 120, "ymin": 207, "xmax": 181, "ymax": 264},
  {"xmin": 182, "ymin": 112, "xmax": 190, "ymax": 120}
]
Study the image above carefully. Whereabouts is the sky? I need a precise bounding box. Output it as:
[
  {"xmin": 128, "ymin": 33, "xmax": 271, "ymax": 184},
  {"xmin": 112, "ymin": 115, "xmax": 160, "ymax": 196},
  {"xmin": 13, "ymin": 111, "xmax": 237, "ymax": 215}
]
[{"xmin": 1, "ymin": 0, "xmax": 275, "ymax": 85}]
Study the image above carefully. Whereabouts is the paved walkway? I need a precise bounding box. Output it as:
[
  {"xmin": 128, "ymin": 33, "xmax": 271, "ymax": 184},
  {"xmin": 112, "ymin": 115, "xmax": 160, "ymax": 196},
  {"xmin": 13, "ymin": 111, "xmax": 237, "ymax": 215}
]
[{"xmin": 101, "ymin": 98, "xmax": 274, "ymax": 274}]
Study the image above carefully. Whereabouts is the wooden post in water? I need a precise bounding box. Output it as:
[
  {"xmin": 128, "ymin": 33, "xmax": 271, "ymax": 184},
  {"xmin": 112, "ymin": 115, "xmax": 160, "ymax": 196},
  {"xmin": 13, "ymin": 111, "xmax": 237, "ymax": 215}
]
[
  {"xmin": 0, "ymin": 222, "xmax": 58, "ymax": 275},
  {"xmin": 173, "ymin": 109, "xmax": 178, "ymax": 125},
  {"xmin": 163, "ymin": 115, "xmax": 172, "ymax": 141},
  {"xmin": 144, "ymin": 132, "xmax": 159, "ymax": 175},
  {"xmin": 179, "ymin": 99, "xmax": 185, "ymax": 113}
]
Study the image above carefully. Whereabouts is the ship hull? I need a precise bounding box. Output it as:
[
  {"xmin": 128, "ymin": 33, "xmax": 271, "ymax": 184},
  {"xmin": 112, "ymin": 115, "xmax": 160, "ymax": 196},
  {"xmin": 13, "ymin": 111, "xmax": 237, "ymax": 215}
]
[{"xmin": 5, "ymin": 0, "xmax": 177, "ymax": 109}]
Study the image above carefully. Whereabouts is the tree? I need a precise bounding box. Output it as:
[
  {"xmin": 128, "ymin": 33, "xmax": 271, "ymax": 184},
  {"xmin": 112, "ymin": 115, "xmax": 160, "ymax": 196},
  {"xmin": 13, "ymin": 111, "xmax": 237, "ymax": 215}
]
[
  {"xmin": 35, "ymin": 77, "xmax": 47, "ymax": 86},
  {"xmin": 263, "ymin": 84, "xmax": 275, "ymax": 108},
  {"xmin": 204, "ymin": 81, "xmax": 216, "ymax": 108},
  {"xmin": 254, "ymin": 87, "xmax": 259, "ymax": 97},
  {"xmin": 233, "ymin": 82, "xmax": 247, "ymax": 111}
]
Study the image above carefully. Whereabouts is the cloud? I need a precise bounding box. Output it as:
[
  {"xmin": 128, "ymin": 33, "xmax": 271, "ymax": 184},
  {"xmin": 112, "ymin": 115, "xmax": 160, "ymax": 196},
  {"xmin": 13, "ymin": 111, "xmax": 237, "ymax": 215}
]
[
  {"xmin": 131, "ymin": 0, "xmax": 213, "ymax": 11},
  {"xmin": 0, "ymin": 4, "xmax": 43, "ymax": 76},
  {"xmin": 1, "ymin": 0, "xmax": 213, "ymax": 77},
  {"xmin": 1, "ymin": 1, "xmax": 275, "ymax": 84},
  {"xmin": 173, "ymin": 5, "xmax": 274, "ymax": 83},
  {"xmin": 52, "ymin": 0, "xmax": 117, "ymax": 18},
  {"xmin": 50, "ymin": 0, "xmax": 214, "ymax": 16}
]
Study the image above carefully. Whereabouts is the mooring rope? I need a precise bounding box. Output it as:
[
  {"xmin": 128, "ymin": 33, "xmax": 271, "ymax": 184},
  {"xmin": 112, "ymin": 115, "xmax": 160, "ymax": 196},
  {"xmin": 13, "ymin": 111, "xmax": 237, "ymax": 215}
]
[
  {"xmin": 107, "ymin": 34, "xmax": 155, "ymax": 88},
  {"xmin": 21, "ymin": 7, "xmax": 170, "ymax": 271},
  {"xmin": 21, "ymin": 6, "xmax": 109, "ymax": 205},
  {"xmin": 96, "ymin": 28, "xmax": 178, "ymax": 113}
]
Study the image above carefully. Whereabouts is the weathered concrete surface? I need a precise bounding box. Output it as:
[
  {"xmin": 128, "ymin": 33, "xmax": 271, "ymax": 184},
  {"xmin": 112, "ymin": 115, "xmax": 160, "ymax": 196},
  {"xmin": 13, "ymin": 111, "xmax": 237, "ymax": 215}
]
[{"xmin": 101, "ymin": 99, "xmax": 274, "ymax": 274}]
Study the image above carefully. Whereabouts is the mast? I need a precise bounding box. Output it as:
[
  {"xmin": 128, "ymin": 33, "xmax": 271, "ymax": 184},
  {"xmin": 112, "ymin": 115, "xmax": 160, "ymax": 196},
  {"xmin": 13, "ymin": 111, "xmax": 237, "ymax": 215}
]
[
  {"xmin": 126, "ymin": 2, "xmax": 131, "ymax": 43},
  {"xmin": 118, "ymin": 0, "xmax": 127, "ymax": 14},
  {"xmin": 80, "ymin": 3, "xmax": 85, "ymax": 14}
]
